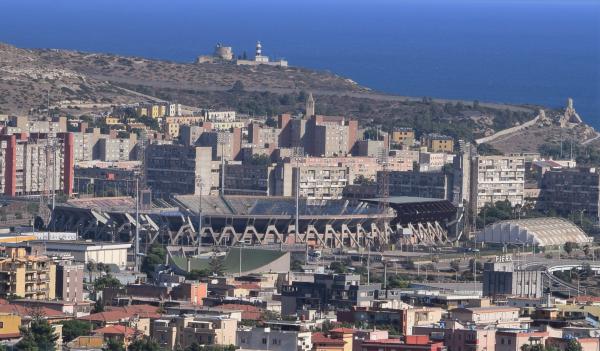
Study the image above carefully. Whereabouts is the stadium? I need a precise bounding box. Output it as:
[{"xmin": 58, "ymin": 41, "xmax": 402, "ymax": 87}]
[{"xmin": 49, "ymin": 195, "xmax": 397, "ymax": 249}]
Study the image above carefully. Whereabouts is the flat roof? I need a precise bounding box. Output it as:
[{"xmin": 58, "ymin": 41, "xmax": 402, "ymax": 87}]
[{"xmin": 364, "ymin": 196, "xmax": 448, "ymax": 204}]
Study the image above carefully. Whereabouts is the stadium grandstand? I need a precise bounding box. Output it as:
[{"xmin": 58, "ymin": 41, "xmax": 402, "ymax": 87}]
[{"xmin": 49, "ymin": 195, "xmax": 396, "ymax": 250}]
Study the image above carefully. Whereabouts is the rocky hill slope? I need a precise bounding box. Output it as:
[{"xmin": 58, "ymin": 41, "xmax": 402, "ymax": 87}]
[{"xmin": 2, "ymin": 42, "xmax": 597, "ymax": 158}]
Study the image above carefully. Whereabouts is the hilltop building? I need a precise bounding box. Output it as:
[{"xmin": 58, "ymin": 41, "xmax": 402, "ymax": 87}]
[{"xmin": 236, "ymin": 41, "xmax": 288, "ymax": 67}]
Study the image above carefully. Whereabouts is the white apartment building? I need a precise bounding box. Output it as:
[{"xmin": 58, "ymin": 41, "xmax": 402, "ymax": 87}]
[
  {"xmin": 470, "ymin": 155, "xmax": 525, "ymax": 213},
  {"xmin": 203, "ymin": 110, "xmax": 236, "ymax": 122}
]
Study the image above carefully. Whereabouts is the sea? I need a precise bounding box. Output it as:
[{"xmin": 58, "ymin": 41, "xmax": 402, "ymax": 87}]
[{"xmin": 1, "ymin": 0, "xmax": 599, "ymax": 128}]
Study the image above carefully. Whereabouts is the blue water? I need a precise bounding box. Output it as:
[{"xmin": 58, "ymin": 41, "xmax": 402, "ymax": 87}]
[{"xmin": 1, "ymin": 0, "xmax": 599, "ymax": 128}]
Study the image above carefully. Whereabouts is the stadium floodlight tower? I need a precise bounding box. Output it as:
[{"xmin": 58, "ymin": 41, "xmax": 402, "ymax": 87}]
[{"xmin": 292, "ymin": 147, "xmax": 306, "ymax": 260}]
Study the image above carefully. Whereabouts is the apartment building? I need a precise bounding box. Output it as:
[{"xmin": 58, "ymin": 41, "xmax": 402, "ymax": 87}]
[
  {"xmin": 419, "ymin": 152, "xmax": 455, "ymax": 172},
  {"xmin": 413, "ymin": 325, "xmax": 496, "ymax": 351},
  {"xmin": 470, "ymin": 155, "xmax": 525, "ymax": 213},
  {"xmin": 0, "ymin": 132, "xmax": 74, "ymax": 196},
  {"xmin": 249, "ymin": 123, "xmax": 280, "ymax": 149},
  {"xmin": 391, "ymin": 128, "xmax": 416, "ymax": 146},
  {"xmin": 237, "ymin": 325, "xmax": 313, "ymax": 351},
  {"xmin": 0, "ymin": 247, "xmax": 56, "ymax": 300},
  {"xmin": 164, "ymin": 116, "xmax": 205, "ymax": 138},
  {"xmin": 55, "ymin": 261, "xmax": 85, "ymax": 302},
  {"xmin": 198, "ymin": 129, "xmax": 242, "ymax": 161},
  {"xmin": 224, "ymin": 163, "xmax": 277, "ymax": 196},
  {"xmin": 539, "ymin": 167, "xmax": 600, "ymax": 221},
  {"xmin": 145, "ymin": 144, "xmax": 214, "ymax": 196},
  {"xmin": 314, "ymin": 122, "xmax": 351, "ymax": 157},
  {"xmin": 381, "ymin": 170, "xmax": 452, "ymax": 200},
  {"xmin": 202, "ymin": 110, "xmax": 236, "ymax": 122},
  {"xmin": 449, "ymin": 306, "xmax": 528, "ymax": 329},
  {"xmin": 9, "ymin": 116, "xmax": 67, "ymax": 134},
  {"xmin": 281, "ymin": 274, "xmax": 381, "ymax": 315},
  {"xmin": 152, "ymin": 315, "xmax": 237, "ymax": 350},
  {"xmin": 97, "ymin": 134, "xmax": 137, "ymax": 162},
  {"xmin": 279, "ymin": 163, "xmax": 350, "ymax": 199},
  {"xmin": 72, "ymin": 128, "xmax": 101, "ymax": 162},
  {"xmin": 355, "ymin": 139, "xmax": 386, "ymax": 157},
  {"xmin": 307, "ymin": 115, "xmax": 358, "ymax": 157},
  {"xmin": 421, "ymin": 133, "xmax": 454, "ymax": 153}
]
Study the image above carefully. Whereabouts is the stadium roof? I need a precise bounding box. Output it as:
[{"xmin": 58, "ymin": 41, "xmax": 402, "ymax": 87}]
[
  {"xmin": 476, "ymin": 217, "xmax": 592, "ymax": 247},
  {"xmin": 365, "ymin": 196, "xmax": 447, "ymax": 204},
  {"xmin": 173, "ymin": 195, "xmax": 391, "ymax": 217}
]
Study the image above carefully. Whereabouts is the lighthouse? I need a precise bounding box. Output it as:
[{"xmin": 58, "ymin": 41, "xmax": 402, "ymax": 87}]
[{"xmin": 254, "ymin": 40, "xmax": 269, "ymax": 63}]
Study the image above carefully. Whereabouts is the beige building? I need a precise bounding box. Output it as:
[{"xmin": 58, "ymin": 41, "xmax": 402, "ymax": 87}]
[
  {"xmin": 314, "ymin": 123, "xmax": 351, "ymax": 157},
  {"xmin": 152, "ymin": 315, "xmax": 237, "ymax": 350},
  {"xmin": 391, "ymin": 128, "xmax": 415, "ymax": 146},
  {"xmin": 422, "ymin": 133, "xmax": 454, "ymax": 153},
  {"xmin": 471, "ymin": 155, "xmax": 525, "ymax": 213},
  {"xmin": 39, "ymin": 241, "xmax": 131, "ymax": 270},
  {"xmin": 0, "ymin": 247, "xmax": 56, "ymax": 300},
  {"xmin": 450, "ymin": 306, "xmax": 529, "ymax": 329},
  {"xmin": 202, "ymin": 110, "xmax": 236, "ymax": 122},
  {"xmin": 145, "ymin": 144, "xmax": 216, "ymax": 196},
  {"xmin": 280, "ymin": 163, "xmax": 349, "ymax": 199},
  {"xmin": 164, "ymin": 116, "xmax": 205, "ymax": 138}
]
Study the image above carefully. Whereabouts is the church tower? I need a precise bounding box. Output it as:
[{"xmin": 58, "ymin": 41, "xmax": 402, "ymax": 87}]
[{"xmin": 305, "ymin": 92, "xmax": 315, "ymax": 118}]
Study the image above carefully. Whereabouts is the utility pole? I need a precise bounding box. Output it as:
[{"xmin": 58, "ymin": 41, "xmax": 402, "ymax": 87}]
[
  {"xmin": 135, "ymin": 176, "xmax": 140, "ymax": 272},
  {"xmin": 218, "ymin": 133, "xmax": 226, "ymax": 196},
  {"xmin": 292, "ymin": 147, "xmax": 305, "ymax": 262},
  {"xmin": 196, "ymin": 178, "xmax": 203, "ymax": 254}
]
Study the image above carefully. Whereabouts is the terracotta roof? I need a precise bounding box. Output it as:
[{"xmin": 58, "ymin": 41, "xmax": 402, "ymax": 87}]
[
  {"xmin": 312, "ymin": 332, "xmax": 345, "ymax": 346},
  {"xmin": 94, "ymin": 325, "xmax": 137, "ymax": 337},
  {"xmin": 330, "ymin": 327, "xmax": 355, "ymax": 334},
  {"xmin": 0, "ymin": 332, "xmax": 21, "ymax": 339},
  {"xmin": 363, "ymin": 338, "xmax": 403, "ymax": 344},
  {"xmin": 0, "ymin": 305, "xmax": 65, "ymax": 318},
  {"xmin": 215, "ymin": 304, "xmax": 263, "ymax": 321},
  {"xmin": 235, "ymin": 283, "xmax": 261, "ymax": 290},
  {"xmin": 568, "ymin": 296, "xmax": 600, "ymax": 303},
  {"xmin": 86, "ymin": 305, "xmax": 162, "ymax": 322}
]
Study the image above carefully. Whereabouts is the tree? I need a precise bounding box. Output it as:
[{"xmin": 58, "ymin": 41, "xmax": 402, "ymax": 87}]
[
  {"xmin": 127, "ymin": 338, "xmax": 162, "ymax": 351},
  {"xmin": 265, "ymin": 117, "xmax": 278, "ymax": 127},
  {"xmin": 354, "ymin": 174, "xmax": 375, "ymax": 185},
  {"xmin": 186, "ymin": 269, "xmax": 210, "ymax": 280},
  {"xmin": 564, "ymin": 241, "xmax": 578, "ymax": 255},
  {"xmin": 330, "ymin": 261, "xmax": 347, "ymax": 274},
  {"xmin": 17, "ymin": 317, "xmax": 58, "ymax": 351},
  {"xmin": 93, "ymin": 297, "xmax": 105, "ymax": 313},
  {"xmin": 229, "ymin": 80, "xmax": 245, "ymax": 92},
  {"xmin": 61, "ymin": 320, "xmax": 92, "ymax": 342},
  {"xmin": 209, "ymin": 254, "xmax": 225, "ymax": 276},
  {"xmin": 291, "ymin": 259, "xmax": 303, "ymax": 271},
  {"xmin": 104, "ymin": 338, "xmax": 125, "ymax": 351},
  {"xmin": 450, "ymin": 260, "xmax": 461, "ymax": 272},
  {"xmin": 247, "ymin": 154, "xmax": 272, "ymax": 166},
  {"xmin": 141, "ymin": 243, "xmax": 167, "ymax": 276},
  {"xmin": 566, "ymin": 339, "xmax": 582, "ymax": 351},
  {"xmin": 93, "ymin": 274, "xmax": 122, "ymax": 291}
]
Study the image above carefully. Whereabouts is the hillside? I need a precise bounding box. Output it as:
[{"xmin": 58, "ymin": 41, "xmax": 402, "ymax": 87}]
[{"xmin": 2, "ymin": 42, "xmax": 597, "ymax": 154}]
